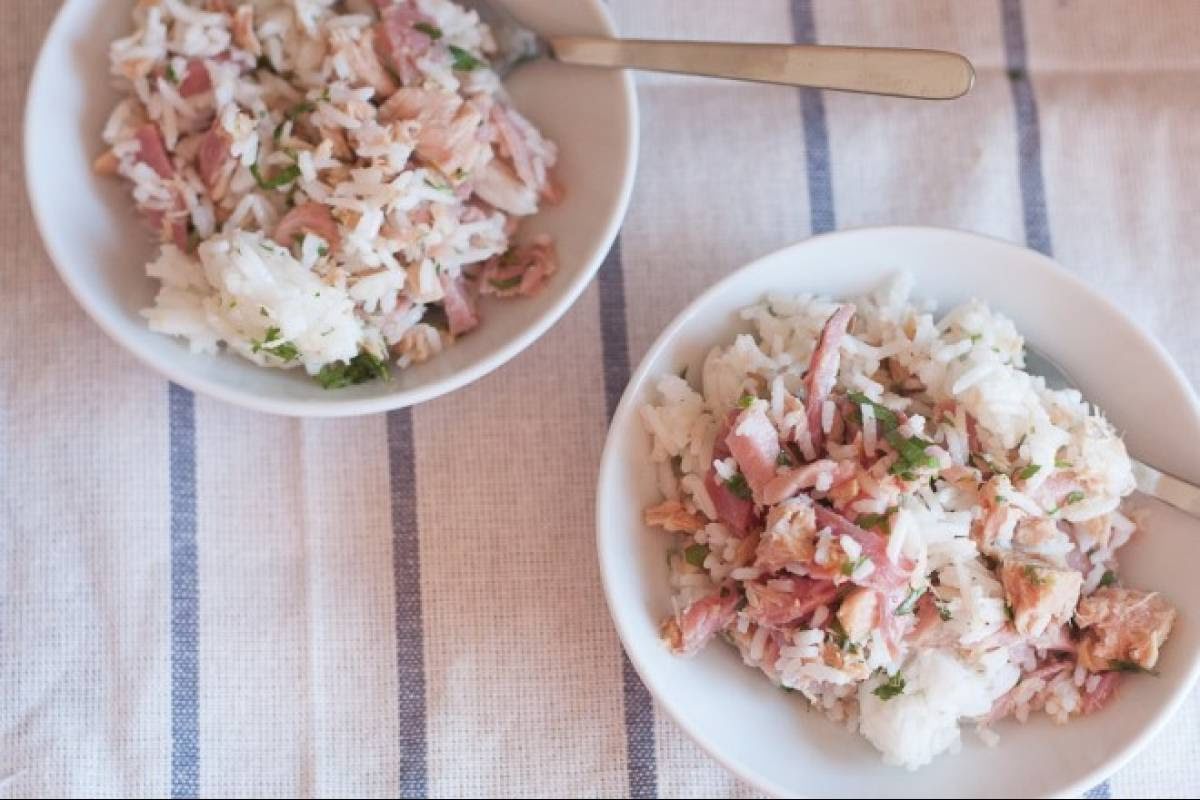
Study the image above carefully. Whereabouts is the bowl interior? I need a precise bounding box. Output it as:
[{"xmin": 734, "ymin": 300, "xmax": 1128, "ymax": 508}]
[
  {"xmin": 25, "ymin": 0, "xmax": 636, "ymax": 416},
  {"xmin": 597, "ymin": 227, "xmax": 1200, "ymax": 798}
]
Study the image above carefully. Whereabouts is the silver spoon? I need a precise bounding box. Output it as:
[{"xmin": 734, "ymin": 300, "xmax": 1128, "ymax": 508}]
[
  {"xmin": 1025, "ymin": 345, "xmax": 1200, "ymax": 517},
  {"xmin": 460, "ymin": 0, "xmax": 975, "ymax": 100}
]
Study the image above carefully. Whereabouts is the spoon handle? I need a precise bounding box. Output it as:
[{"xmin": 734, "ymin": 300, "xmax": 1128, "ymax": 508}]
[
  {"xmin": 548, "ymin": 37, "xmax": 974, "ymax": 100},
  {"xmin": 1133, "ymin": 460, "xmax": 1200, "ymax": 518}
]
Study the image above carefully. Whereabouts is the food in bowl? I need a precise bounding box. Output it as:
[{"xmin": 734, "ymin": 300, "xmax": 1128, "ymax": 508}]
[
  {"xmin": 638, "ymin": 273, "xmax": 1176, "ymax": 770},
  {"xmin": 96, "ymin": 0, "xmax": 560, "ymax": 388}
]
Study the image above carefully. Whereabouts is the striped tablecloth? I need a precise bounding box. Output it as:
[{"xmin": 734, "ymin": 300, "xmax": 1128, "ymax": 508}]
[{"xmin": 4, "ymin": 1, "xmax": 1200, "ymax": 797}]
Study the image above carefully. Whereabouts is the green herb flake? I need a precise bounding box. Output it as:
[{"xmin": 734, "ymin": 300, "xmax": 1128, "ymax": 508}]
[
  {"xmin": 1023, "ymin": 564, "xmax": 1047, "ymax": 586},
  {"xmin": 413, "ymin": 21, "xmax": 443, "ymax": 39},
  {"xmin": 286, "ymin": 100, "xmax": 317, "ymax": 120},
  {"xmin": 937, "ymin": 601, "xmax": 953, "ymax": 621},
  {"xmin": 317, "ymin": 246, "xmax": 328, "ymax": 257},
  {"xmin": 776, "ymin": 450, "xmax": 794, "ymax": 468},
  {"xmin": 1017, "ymin": 464, "xmax": 1042, "ymax": 481},
  {"xmin": 684, "ymin": 544, "xmax": 709, "ymax": 568},
  {"xmin": 449, "ymin": 44, "xmax": 484, "ymax": 71},
  {"xmin": 250, "ymin": 326, "xmax": 299, "ymax": 362},
  {"xmin": 489, "ymin": 276, "xmax": 522, "ymax": 292},
  {"xmin": 856, "ymin": 510, "xmax": 893, "ymax": 533},
  {"xmin": 1098, "ymin": 570, "xmax": 1117, "ymax": 588},
  {"xmin": 723, "ymin": 473, "xmax": 752, "ymax": 501},
  {"xmin": 250, "ymin": 162, "xmax": 301, "ymax": 191},
  {"xmin": 1055, "ymin": 458, "xmax": 1073, "ymax": 469},
  {"xmin": 737, "ymin": 393, "xmax": 756, "ymax": 409},
  {"xmin": 165, "ymin": 64, "xmax": 179, "ymax": 84},
  {"xmin": 894, "ymin": 586, "xmax": 926, "ymax": 616},
  {"xmin": 969, "ymin": 333, "xmax": 982, "ymax": 344},
  {"xmin": 1108, "ymin": 659, "xmax": 1159, "ymax": 676},
  {"xmin": 250, "ymin": 326, "xmax": 279, "ymax": 353},
  {"xmin": 827, "ymin": 616, "xmax": 850, "ymax": 651},
  {"xmin": 841, "ymin": 555, "xmax": 868, "ymax": 578},
  {"xmin": 850, "ymin": 393, "xmax": 939, "ymax": 478},
  {"xmin": 885, "ymin": 433, "xmax": 938, "ymax": 477},
  {"xmin": 315, "ymin": 350, "xmax": 391, "ymax": 389},
  {"xmin": 271, "ymin": 341, "xmax": 300, "ymax": 362},
  {"xmin": 848, "ymin": 391, "xmax": 899, "ymax": 428},
  {"xmin": 1066, "ymin": 490, "xmax": 1086, "ymax": 505},
  {"xmin": 873, "ymin": 673, "xmax": 906, "ymax": 701}
]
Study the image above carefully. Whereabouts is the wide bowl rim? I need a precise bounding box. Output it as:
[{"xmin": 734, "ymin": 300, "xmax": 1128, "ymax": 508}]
[
  {"xmin": 595, "ymin": 224, "xmax": 1200, "ymax": 798},
  {"xmin": 23, "ymin": 0, "xmax": 639, "ymax": 418}
]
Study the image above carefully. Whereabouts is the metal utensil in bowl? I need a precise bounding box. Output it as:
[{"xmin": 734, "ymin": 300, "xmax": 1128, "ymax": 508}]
[
  {"xmin": 461, "ymin": 0, "xmax": 975, "ymax": 100},
  {"xmin": 1026, "ymin": 345, "xmax": 1200, "ymax": 517}
]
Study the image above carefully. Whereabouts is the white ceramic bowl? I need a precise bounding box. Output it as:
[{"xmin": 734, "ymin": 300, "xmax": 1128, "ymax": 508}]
[
  {"xmin": 25, "ymin": 0, "xmax": 636, "ymax": 417},
  {"xmin": 597, "ymin": 227, "xmax": 1200, "ymax": 798}
]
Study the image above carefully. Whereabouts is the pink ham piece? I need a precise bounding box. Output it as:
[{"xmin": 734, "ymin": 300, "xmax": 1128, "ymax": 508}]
[
  {"xmin": 704, "ymin": 471, "xmax": 756, "ymax": 535},
  {"xmin": 343, "ymin": 35, "xmax": 397, "ymax": 98},
  {"xmin": 490, "ymin": 104, "xmax": 558, "ymax": 198},
  {"xmin": 661, "ymin": 587, "xmax": 740, "ymax": 656},
  {"xmin": 813, "ymin": 504, "xmax": 913, "ymax": 591},
  {"xmin": 195, "ymin": 119, "xmax": 231, "ymax": 199},
  {"xmin": 472, "ymin": 159, "xmax": 539, "ymax": 216},
  {"xmin": 479, "ymin": 235, "xmax": 557, "ymax": 298},
  {"xmin": 178, "ymin": 59, "xmax": 211, "ymax": 97},
  {"xmin": 135, "ymin": 124, "xmax": 174, "ymax": 179},
  {"xmin": 875, "ymin": 585, "xmax": 918, "ymax": 659},
  {"xmin": 274, "ymin": 203, "xmax": 341, "ymax": 252},
  {"xmin": 1081, "ymin": 671, "xmax": 1122, "ymax": 715},
  {"xmin": 724, "ymin": 404, "xmax": 781, "ymax": 504},
  {"xmin": 705, "ymin": 412, "xmax": 758, "ymax": 536},
  {"xmin": 145, "ymin": 210, "xmax": 189, "ymax": 251},
  {"xmin": 491, "ymin": 105, "xmax": 539, "ymax": 189},
  {"xmin": 907, "ymin": 592, "xmax": 958, "ymax": 648},
  {"xmin": 744, "ymin": 577, "xmax": 837, "ymax": 628},
  {"xmin": 374, "ymin": 2, "xmax": 436, "ymax": 87},
  {"xmin": 802, "ymin": 304, "xmax": 855, "ymax": 457},
  {"xmin": 378, "ymin": 87, "xmax": 488, "ymax": 179},
  {"xmin": 980, "ymin": 658, "xmax": 1073, "ymax": 724},
  {"xmin": 760, "ymin": 459, "xmax": 852, "ymax": 506},
  {"xmin": 439, "ymin": 274, "xmax": 479, "ymax": 337},
  {"xmin": 1030, "ymin": 471, "xmax": 1087, "ymax": 511}
]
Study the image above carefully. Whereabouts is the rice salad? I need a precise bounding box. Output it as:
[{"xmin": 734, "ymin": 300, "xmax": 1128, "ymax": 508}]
[
  {"xmin": 640, "ymin": 274, "xmax": 1177, "ymax": 770},
  {"xmin": 98, "ymin": 0, "xmax": 560, "ymax": 387}
]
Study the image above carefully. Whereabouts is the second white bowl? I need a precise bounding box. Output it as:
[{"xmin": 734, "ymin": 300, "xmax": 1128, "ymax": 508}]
[{"xmin": 597, "ymin": 226, "xmax": 1200, "ymax": 798}]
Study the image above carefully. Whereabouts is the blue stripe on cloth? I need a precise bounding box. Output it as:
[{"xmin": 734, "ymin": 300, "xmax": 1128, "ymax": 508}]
[
  {"xmin": 387, "ymin": 408, "xmax": 427, "ymax": 798},
  {"xmin": 790, "ymin": 0, "xmax": 836, "ymax": 234},
  {"xmin": 168, "ymin": 383, "xmax": 199, "ymax": 799},
  {"xmin": 598, "ymin": 237, "xmax": 657, "ymax": 799},
  {"xmin": 1001, "ymin": 7, "xmax": 1106, "ymax": 797},
  {"xmin": 1001, "ymin": 0, "xmax": 1054, "ymax": 256}
]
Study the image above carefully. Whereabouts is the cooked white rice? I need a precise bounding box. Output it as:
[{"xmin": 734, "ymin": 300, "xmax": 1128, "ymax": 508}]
[
  {"xmin": 643, "ymin": 273, "xmax": 1176, "ymax": 770},
  {"xmin": 100, "ymin": 0, "xmax": 560, "ymax": 386}
]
